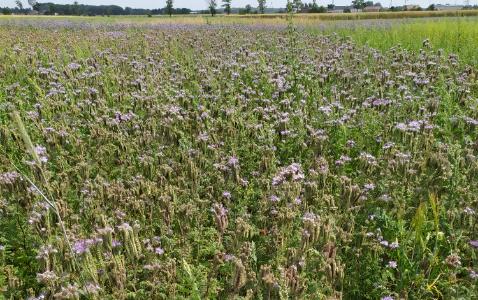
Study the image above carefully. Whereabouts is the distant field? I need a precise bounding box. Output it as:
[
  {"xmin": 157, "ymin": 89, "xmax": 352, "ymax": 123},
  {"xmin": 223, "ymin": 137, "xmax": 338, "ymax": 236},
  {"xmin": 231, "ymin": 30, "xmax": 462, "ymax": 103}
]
[
  {"xmin": 3, "ymin": 9, "xmax": 478, "ymax": 25},
  {"xmin": 229, "ymin": 10, "xmax": 478, "ymax": 23},
  {"xmin": 2, "ymin": 14, "xmax": 478, "ymax": 64}
]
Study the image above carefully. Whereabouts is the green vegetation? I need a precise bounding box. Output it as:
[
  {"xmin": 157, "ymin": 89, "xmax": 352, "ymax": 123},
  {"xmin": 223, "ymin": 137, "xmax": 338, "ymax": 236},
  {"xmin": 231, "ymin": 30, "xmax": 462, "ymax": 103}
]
[
  {"xmin": 316, "ymin": 17, "xmax": 478, "ymax": 65},
  {"xmin": 0, "ymin": 16, "xmax": 478, "ymax": 300},
  {"xmin": 1, "ymin": 15, "xmax": 477, "ymax": 63}
]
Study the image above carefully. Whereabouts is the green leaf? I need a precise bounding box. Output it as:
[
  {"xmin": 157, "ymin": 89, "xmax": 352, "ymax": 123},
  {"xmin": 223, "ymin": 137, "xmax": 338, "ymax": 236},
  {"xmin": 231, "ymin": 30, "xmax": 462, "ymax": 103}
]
[
  {"xmin": 308, "ymin": 284, "xmax": 318, "ymax": 293},
  {"xmin": 200, "ymin": 261, "xmax": 212, "ymax": 267}
]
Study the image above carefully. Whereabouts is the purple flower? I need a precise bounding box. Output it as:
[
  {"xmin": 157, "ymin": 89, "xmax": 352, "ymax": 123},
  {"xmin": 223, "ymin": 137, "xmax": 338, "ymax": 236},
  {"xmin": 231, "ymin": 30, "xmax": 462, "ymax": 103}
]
[
  {"xmin": 471, "ymin": 270, "xmax": 478, "ymax": 279},
  {"xmin": 381, "ymin": 297, "xmax": 394, "ymax": 300},
  {"xmin": 364, "ymin": 184, "xmax": 375, "ymax": 191},
  {"xmin": 382, "ymin": 142, "xmax": 395, "ymax": 149},
  {"xmin": 272, "ymin": 163, "xmax": 304, "ymax": 186},
  {"xmin": 67, "ymin": 62, "xmax": 81, "ymax": 70},
  {"xmin": 84, "ymin": 283, "xmax": 102, "ymax": 294},
  {"xmin": 0, "ymin": 245, "xmax": 4, "ymax": 251},
  {"xmin": 72, "ymin": 240, "xmax": 90, "ymax": 254},
  {"xmin": 112, "ymin": 240, "xmax": 121, "ymax": 247},
  {"xmin": 223, "ymin": 191, "xmax": 231, "ymax": 199},
  {"xmin": 225, "ymin": 254, "xmax": 235, "ymax": 262},
  {"xmin": 34, "ymin": 145, "xmax": 47, "ymax": 155},
  {"xmin": 386, "ymin": 261, "xmax": 397, "ymax": 268},
  {"xmin": 36, "ymin": 270, "xmax": 59, "ymax": 283},
  {"xmin": 302, "ymin": 211, "xmax": 320, "ymax": 225},
  {"xmin": 36, "ymin": 244, "xmax": 58, "ymax": 259},
  {"xmin": 470, "ymin": 241, "xmax": 478, "ymax": 248},
  {"xmin": 346, "ymin": 140, "xmax": 355, "ymax": 148},
  {"xmin": 389, "ymin": 241, "xmax": 399, "ymax": 249},
  {"xmin": 155, "ymin": 247, "xmax": 164, "ymax": 255},
  {"xmin": 228, "ymin": 156, "xmax": 239, "ymax": 166},
  {"xmin": 211, "ymin": 203, "xmax": 228, "ymax": 217},
  {"xmin": 269, "ymin": 195, "xmax": 280, "ymax": 202}
]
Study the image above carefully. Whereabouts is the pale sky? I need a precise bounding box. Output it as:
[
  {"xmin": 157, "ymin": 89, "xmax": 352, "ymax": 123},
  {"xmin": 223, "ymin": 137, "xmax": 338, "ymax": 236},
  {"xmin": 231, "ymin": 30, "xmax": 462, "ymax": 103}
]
[{"xmin": 3, "ymin": 0, "xmax": 474, "ymax": 10}]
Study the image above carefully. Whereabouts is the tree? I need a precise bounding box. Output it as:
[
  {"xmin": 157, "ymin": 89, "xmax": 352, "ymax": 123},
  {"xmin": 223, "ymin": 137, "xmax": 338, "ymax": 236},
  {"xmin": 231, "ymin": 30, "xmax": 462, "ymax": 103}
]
[
  {"xmin": 343, "ymin": 6, "xmax": 351, "ymax": 12},
  {"xmin": 245, "ymin": 4, "xmax": 252, "ymax": 14},
  {"xmin": 352, "ymin": 0, "xmax": 365, "ymax": 10},
  {"xmin": 49, "ymin": 3, "xmax": 57, "ymax": 14},
  {"xmin": 293, "ymin": 0, "xmax": 303, "ymax": 12},
  {"xmin": 257, "ymin": 0, "xmax": 266, "ymax": 14},
  {"xmin": 165, "ymin": 0, "xmax": 173, "ymax": 17},
  {"xmin": 15, "ymin": 0, "xmax": 24, "ymax": 11},
  {"xmin": 205, "ymin": 0, "xmax": 217, "ymax": 16},
  {"xmin": 28, "ymin": 0, "xmax": 39, "ymax": 11},
  {"xmin": 178, "ymin": 8, "xmax": 191, "ymax": 14},
  {"xmin": 99, "ymin": 5, "xmax": 106, "ymax": 15},
  {"xmin": 309, "ymin": 0, "xmax": 321, "ymax": 12},
  {"xmin": 2, "ymin": 7, "xmax": 12, "ymax": 14},
  {"xmin": 364, "ymin": 1, "xmax": 374, "ymax": 7},
  {"xmin": 286, "ymin": 0, "xmax": 294, "ymax": 13},
  {"xmin": 222, "ymin": 0, "xmax": 231, "ymax": 15},
  {"xmin": 72, "ymin": 1, "xmax": 79, "ymax": 15},
  {"xmin": 426, "ymin": 3, "xmax": 435, "ymax": 10}
]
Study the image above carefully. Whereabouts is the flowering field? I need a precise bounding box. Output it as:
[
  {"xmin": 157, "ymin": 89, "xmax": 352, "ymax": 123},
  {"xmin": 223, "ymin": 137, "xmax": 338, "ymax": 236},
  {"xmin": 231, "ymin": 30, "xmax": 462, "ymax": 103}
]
[{"xmin": 0, "ymin": 18, "xmax": 478, "ymax": 300}]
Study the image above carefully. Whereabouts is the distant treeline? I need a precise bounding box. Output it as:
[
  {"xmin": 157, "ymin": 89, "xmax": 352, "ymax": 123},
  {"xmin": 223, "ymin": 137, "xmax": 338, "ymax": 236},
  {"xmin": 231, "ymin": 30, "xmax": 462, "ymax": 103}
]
[
  {"xmin": 212, "ymin": 7, "xmax": 283, "ymax": 14},
  {"xmin": 1, "ymin": 3, "xmax": 191, "ymax": 16}
]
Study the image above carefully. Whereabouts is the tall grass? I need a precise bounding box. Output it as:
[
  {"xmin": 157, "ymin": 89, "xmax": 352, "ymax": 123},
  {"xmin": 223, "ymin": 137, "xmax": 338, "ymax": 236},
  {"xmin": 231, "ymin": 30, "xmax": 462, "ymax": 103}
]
[{"xmin": 312, "ymin": 17, "xmax": 478, "ymax": 64}]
